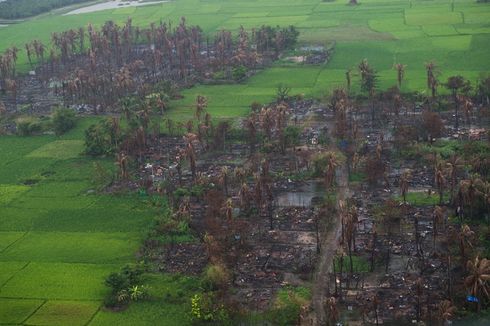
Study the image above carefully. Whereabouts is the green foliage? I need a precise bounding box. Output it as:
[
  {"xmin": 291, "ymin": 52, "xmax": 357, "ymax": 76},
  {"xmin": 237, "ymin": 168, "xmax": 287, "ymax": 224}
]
[
  {"xmin": 84, "ymin": 118, "xmax": 120, "ymax": 156},
  {"xmin": 232, "ymin": 65, "xmax": 248, "ymax": 81},
  {"xmin": 105, "ymin": 264, "xmax": 147, "ymax": 307},
  {"xmin": 91, "ymin": 161, "xmax": 114, "ymax": 191},
  {"xmin": 190, "ymin": 293, "xmax": 230, "ymax": 324},
  {"xmin": 394, "ymin": 191, "xmax": 449, "ymax": 206},
  {"xmin": 201, "ymin": 263, "xmax": 230, "ymax": 291},
  {"xmin": 349, "ymin": 171, "xmax": 366, "ymax": 183},
  {"xmin": 284, "ymin": 126, "xmax": 301, "ymax": 148},
  {"xmin": 16, "ymin": 117, "xmax": 42, "ymax": 136},
  {"xmin": 276, "ymin": 84, "xmax": 291, "ymax": 102},
  {"xmin": 0, "ymin": 0, "xmax": 91, "ymax": 19},
  {"xmin": 334, "ymin": 255, "xmax": 370, "ymax": 272},
  {"xmin": 268, "ymin": 286, "xmax": 311, "ymax": 325},
  {"xmin": 52, "ymin": 108, "xmax": 77, "ymax": 136}
]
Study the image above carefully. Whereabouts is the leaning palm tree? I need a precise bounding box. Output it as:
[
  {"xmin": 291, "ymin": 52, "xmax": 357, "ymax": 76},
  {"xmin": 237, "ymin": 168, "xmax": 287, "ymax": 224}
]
[{"xmin": 465, "ymin": 256, "xmax": 490, "ymax": 311}]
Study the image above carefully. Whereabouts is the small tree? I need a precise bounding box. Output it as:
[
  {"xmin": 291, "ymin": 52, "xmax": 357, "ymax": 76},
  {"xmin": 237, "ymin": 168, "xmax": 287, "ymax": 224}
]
[{"xmin": 52, "ymin": 107, "xmax": 76, "ymax": 135}]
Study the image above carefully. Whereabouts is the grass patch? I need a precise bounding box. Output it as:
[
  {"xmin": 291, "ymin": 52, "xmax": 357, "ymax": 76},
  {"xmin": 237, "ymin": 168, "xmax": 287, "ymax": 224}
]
[
  {"xmin": 0, "ymin": 184, "xmax": 30, "ymax": 205},
  {"xmin": 395, "ymin": 191, "xmax": 449, "ymax": 206},
  {"xmin": 1, "ymin": 262, "xmax": 116, "ymax": 300},
  {"xmin": 0, "ymin": 298, "xmax": 44, "ymax": 324},
  {"xmin": 335, "ymin": 254, "xmax": 370, "ymax": 273},
  {"xmin": 25, "ymin": 300, "xmax": 100, "ymax": 326},
  {"xmin": 26, "ymin": 140, "xmax": 84, "ymax": 160},
  {"xmin": 0, "ymin": 232, "xmax": 141, "ymax": 264}
]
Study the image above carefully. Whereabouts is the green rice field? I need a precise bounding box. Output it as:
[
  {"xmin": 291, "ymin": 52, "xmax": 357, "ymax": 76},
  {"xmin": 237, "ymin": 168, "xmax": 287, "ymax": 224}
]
[{"xmin": 0, "ymin": 123, "xmax": 197, "ymax": 325}]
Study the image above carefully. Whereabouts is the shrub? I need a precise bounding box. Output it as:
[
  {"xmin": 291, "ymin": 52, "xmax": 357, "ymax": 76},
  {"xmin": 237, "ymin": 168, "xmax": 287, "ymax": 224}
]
[
  {"xmin": 232, "ymin": 65, "xmax": 248, "ymax": 81},
  {"xmin": 104, "ymin": 264, "xmax": 147, "ymax": 308},
  {"xmin": 16, "ymin": 117, "xmax": 42, "ymax": 136},
  {"xmin": 202, "ymin": 263, "xmax": 230, "ymax": 291},
  {"xmin": 52, "ymin": 107, "xmax": 77, "ymax": 135},
  {"xmin": 84, "ymin": 119, "xmax": 120, "ymax": 156},
  {"xmin": 190, "ymin": 293, "xmax": 230, "ymax": 323}
]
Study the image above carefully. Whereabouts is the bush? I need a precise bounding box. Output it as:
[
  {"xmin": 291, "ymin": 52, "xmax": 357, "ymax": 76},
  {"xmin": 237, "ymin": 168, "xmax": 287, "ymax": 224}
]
[
  {"xmin": 84, "ymin": 119, "xmax": 120, "ymax": 156},
  {"xmin": 104, "ymin": 264, "xmax": 147, "ymax": 308},
  {"xmin": 190, "ymin": 293, "xmax": 231, "ymax": 323},
  {"xmin": 232, "ymin": 65, "xmax": 248, "ymax": 81},
  {"xmin": 16, "ymin": 117, "xmax": 42, "ymax": 136},
  {"xmin": 52, "ymin": 108, "xmax": 76, "ymax": 135},
  {"xmin": 202, "ymin": 263, "xmax": 230, "ymax": 291}
]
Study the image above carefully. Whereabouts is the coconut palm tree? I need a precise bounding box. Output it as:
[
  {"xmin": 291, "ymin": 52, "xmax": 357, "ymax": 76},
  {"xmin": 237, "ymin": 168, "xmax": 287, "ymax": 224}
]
[
  {"xmin": 195, "ymin": 95, "xmax": 207, "ymax": 121},
  {"xmin": 465, "ymin": 256, "xmax": 490, "ymax": 311},
  {"xmin": 393, "ymin": 63, "xmax": 406, "ymax": 89},
  {"xmin": 324, "ymin": 152, "xmax": 339, "ymax": 190},
  {"xmin": 219, "ymin": 166, "xmax": 230, "ymax": 197},
  {"xmin": 325, "ymin": 297, "xmax": 339, "ymax": 326},
  {"xmin": 446, "ymin": 155, "xmax": 463, "ymax": 205},
  {"xmin": 445, "ymin": 75, "xmax": 471, "ymax": 131},
  {"xmin": 435, "ymin": 163, "xmax": 446, "ymax": 204},
  {"xmin": 437, "ymin": 300, "xmax": 456, "ymax": 325},
  {"xmin": 433, "ymin": 206, "xmax": 445, "ymax": 249},
  {"xmin": 183, "ymin": 133, "xmax": 199, "ymax": 181},
  {"xmin": 459, "ymin": 175, "xmax": 484, "ymax": 219},
  {"xmin": 458, "ymin": 224, "xmax": 475, "ymax": 265},
  {"xmin": 399, "ymin": 170, "xmax": 411, "ymax": 203},
  {"xmin": 425, "ymin": 61, "xmax": 439, "ymax": 98}
]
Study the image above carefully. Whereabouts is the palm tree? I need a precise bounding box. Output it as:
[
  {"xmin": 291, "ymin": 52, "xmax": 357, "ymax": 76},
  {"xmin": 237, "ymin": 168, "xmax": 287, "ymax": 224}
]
[
  {"xmin": 445, "ymin": 75, "xmax": 471, "ymax": 131},
  {"xmin": 222, "ymin": 198, "xmax": 233, "ymax": 222},
  {"xmin": 195, "ymin": 95, "xmax": 207, "ymax": 121},
  {"xmin": 425, "ymin": 61, "xmax": 439, "ymax": 98},
  {"xmin": 437, "ymin": 300, "xmax": 456, "ymax": 325},
  {"xmin": 324, "ymin": 152, "xmax": 339, "ymax": 190},
  {"xmin": 465, "ymin": 256, "xmax": 490, "ymax": 311},
  {"xmin": 446, "ymin": 155, "xmax": 463, "ymax": 205},
  {"xmin": 459, "ymin": 175, "xmax": 484, "ymax": 219},
  {"xmin": 393, "ymin": 63, "xmax": 406, "ymax": 89},
  {"xmin": 435, "ymin": 163, "xmax": 446, "ymax": 204},
  {"xmin": 399, "ymin": 170, "xmax": 411, "ymax": 203},
  {"xmin": 219, "ymin": 166, "xmax": 230, "ymax": 197},
  {"xmin": 183, "ymin": 133, "xmax": 199, "ymax": 181},
  {"xmin": 324, "ymin": 297, "xmax": 339, "ymax": 326},
  {"xmin": 433, "ymin": 206, "xmax": 445, "ymax": 249},
  {"xmin": 458, "ymin": 224, "xmax": 475, "ymax": 265}
]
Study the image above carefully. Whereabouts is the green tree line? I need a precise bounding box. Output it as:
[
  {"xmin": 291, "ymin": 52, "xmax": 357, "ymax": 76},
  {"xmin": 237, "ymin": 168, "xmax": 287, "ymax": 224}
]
[{"xmin": 0, "ymin": 0, "xmax": 91, "ymax": 19}]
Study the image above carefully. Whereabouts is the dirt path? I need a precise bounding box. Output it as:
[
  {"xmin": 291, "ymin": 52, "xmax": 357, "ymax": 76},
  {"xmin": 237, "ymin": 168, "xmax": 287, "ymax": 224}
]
[{"xmin": 306, "ymin": 156, "xmax": 350, "ymax": 325}]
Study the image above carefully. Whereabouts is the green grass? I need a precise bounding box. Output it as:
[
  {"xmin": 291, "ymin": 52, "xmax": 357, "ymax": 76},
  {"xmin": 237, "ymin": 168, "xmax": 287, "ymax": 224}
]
[
  {"xmin": 0, "ymin": 262, "xmax": 115, "ymax": 300},
  {"xmin": 0, "ymin": 298, "xmax": 44, "ymax": 324},
  {"xmin": 25, "ymin": 300, "xmax": 100, "ymax": 326},
  {"xmin": 334, "ymin": 255, "xmax": 370, "ymax": 273},
  {"xmin": 395, "ymin": 191, "xmax": 449, "ymax": 206},
  {"xmin": 26, "ymin": 140, "xmax": 85, "ymax": 160}
]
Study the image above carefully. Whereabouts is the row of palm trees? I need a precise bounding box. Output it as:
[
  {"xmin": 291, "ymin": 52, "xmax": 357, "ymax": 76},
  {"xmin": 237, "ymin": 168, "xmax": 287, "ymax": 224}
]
[{"xmin": 1, "ymin": 17, "xmax": 300, "ymax": 112}]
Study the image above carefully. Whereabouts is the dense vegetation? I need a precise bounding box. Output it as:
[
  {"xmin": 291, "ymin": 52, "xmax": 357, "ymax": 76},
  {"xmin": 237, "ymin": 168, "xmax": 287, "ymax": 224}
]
[{"xmin": 0, "ymin": 0, "xmax": 91, "ymax": 19}]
